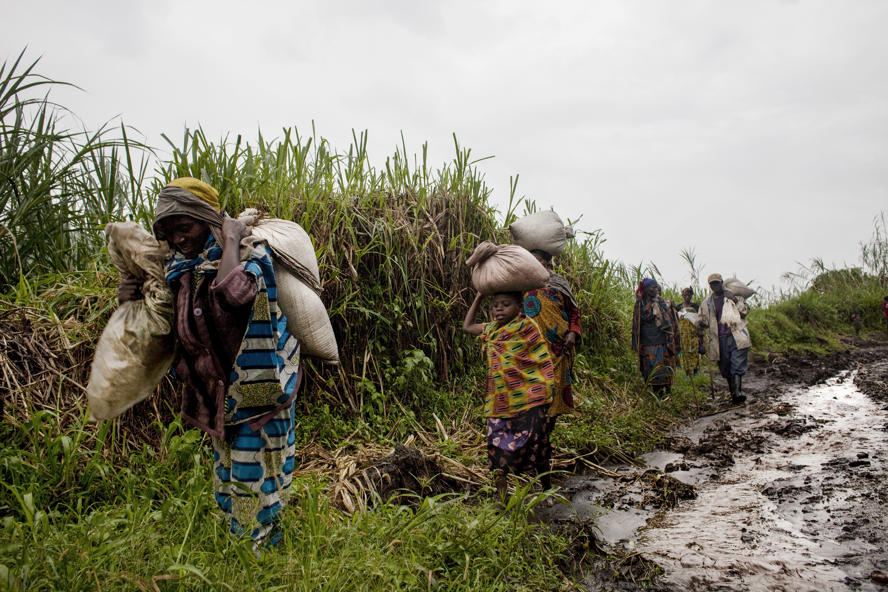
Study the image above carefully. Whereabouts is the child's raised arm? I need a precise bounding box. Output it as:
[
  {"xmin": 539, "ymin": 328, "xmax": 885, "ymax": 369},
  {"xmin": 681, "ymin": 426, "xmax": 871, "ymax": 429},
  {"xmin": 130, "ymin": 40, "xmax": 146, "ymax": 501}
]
[{"xmin": 462, "ymin": 291, "xmax": 485, "ymax": 336}]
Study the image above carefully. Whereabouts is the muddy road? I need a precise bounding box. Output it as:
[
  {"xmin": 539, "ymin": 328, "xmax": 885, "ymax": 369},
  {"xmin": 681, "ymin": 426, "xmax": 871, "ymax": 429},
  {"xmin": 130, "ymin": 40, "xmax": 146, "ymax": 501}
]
[{"xmin": 541, "ymin": 343, "xmax": 888, "ymax": 591}]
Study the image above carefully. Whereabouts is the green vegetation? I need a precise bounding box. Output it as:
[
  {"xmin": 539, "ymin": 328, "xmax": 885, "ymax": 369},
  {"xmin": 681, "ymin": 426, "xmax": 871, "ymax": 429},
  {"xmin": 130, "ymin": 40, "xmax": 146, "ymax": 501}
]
[
  {"xmin": 0, "ymin": 412, "xmax": 574, "ymax": 592},
  {"xmin": 0, "ymin": 51, "xmax": 151, "ymax": 290},
  {"xmin": 2, "ymin": 50, "xmax": 885, "ymax": 591},
  {"xmin": 747, "ymin": 254, "xmax": 887, "ymax": 355},
  {"xmin": 0, "ymin": 51, "xmax": 667, "ymax": 591}
]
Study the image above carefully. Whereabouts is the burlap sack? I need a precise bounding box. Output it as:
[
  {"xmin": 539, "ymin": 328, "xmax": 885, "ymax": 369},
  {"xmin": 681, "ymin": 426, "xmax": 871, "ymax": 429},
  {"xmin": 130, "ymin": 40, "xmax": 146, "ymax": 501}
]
[
  {"xmin": 466, "ymin": 241, "xmax": 549, "ymax": 295},
  {"xmin": 87, "ymin": 223, "xmax": 174, "ymax": 420},
  {"xmin": 238, "ymin": 210, "xmax": 339, "ymax": 364},
  {"xmin": 509, "ymin": 210, "xmax": 575, "ymax": 256}
]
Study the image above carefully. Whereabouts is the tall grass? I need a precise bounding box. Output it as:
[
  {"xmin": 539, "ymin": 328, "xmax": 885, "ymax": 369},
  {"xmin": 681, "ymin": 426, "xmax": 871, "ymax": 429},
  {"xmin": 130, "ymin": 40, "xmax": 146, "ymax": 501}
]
[
  {"xmin": 0, "ymin": 52, "xmax": 641, "ymax": 452},
  {"xmin": 0, "ymin": 51, "xmax": 150, "ymax": 291}
]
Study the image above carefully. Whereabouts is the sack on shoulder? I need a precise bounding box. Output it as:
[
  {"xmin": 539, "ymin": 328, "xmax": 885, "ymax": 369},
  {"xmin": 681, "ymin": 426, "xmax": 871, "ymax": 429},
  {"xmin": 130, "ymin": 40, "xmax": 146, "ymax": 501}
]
[
  {"xmin": 238, "ymin": 210, "xmax": 339, "ymax": 364},
  {"xmin": 87, "ymin": 222, "xmax": 175, "ymax": 420}
]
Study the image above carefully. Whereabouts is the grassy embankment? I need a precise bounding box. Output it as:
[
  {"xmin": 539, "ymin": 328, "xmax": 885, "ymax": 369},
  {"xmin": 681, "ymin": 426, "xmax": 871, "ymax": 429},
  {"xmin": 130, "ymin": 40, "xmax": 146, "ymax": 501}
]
[
  {"xmin": 2, "ymin": 52, "xmax": 884, "ymax": 590},
  {"xmin": 747, "ymin": 257, "xmax": 887, "ymax": 355},
  {"xmin": 0, "ymin": 54, "xmax": 698, "ymax": 590}
]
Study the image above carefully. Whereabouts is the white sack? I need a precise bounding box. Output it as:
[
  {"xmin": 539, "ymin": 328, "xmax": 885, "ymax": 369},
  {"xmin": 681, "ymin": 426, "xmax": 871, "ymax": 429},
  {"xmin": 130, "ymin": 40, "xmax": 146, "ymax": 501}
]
[
  {"xmin": 87, "ymin": 222, "xmax": 174, "ymax": 420},
  {"xmin": 678, "ymin": 310, "xmax": 700, "ymax": 325},
  {"xmin": 724, "ymin": 277, "xmax": 756, "ymax": 299},
  {"xmin": 274, "ymin": 265, "xmax": 339, "ymax": 364},
  {"xmin": 238, "ymin": 209, "xmax": 339, "ymax": 364},
  {"xmin": 719, "ymin": 299, "xmax": 744, "ymax": 330},
  {"xmin": 509, "ymin": 210, "xmax": 574, "ymax": 256},
  {"xmin": 238, "ymin": 210, "xmax": 320, "ymax": 285},
  {"xmin": 466, "ymin": 241, "xmax": 549, "ymax": 295}
]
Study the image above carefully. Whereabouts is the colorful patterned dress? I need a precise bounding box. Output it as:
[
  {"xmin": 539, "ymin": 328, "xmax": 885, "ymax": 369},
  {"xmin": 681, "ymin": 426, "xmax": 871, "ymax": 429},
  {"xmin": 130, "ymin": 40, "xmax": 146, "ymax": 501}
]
[
  {"xmin": 523, "ymin": 281, "xmax": 581, "ymax": 416},
  {"xmin": 676, "ymin": 302, "xmax": 700, "ymax": 375},
  {"xmin": 480, "ymin": 315, "xmax": 555, "ymax": 476},
  {"xmin": 631, "ymin": 296, "xmax": 681, "ymax": 387},
  {"xmin": 166, "ymin": 236, "xmax": 301, "ymax": 545}
]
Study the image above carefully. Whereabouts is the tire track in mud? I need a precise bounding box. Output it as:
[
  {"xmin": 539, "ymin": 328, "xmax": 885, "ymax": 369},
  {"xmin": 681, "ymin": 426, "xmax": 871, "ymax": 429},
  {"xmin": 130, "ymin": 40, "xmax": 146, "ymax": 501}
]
[{"xmin": 539, "ymin": 343, "xmax": 888, "ymax": 592}]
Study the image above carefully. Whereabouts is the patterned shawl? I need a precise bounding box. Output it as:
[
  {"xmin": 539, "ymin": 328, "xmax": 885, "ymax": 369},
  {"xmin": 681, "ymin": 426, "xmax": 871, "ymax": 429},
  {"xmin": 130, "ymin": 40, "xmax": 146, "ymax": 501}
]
[
  {"xmin": 480, "ymin": 315, "xmax": 555, "ymax": 418},
  {"xmin": 165, "ymin": 235, "xmax": 301, "ymax": 429},
  {"xmin": 631, "ymin": 295, "xmax": 682, "ymax": 357},
  {"xmin": 547, "ymin": 272, "xmax": 578, "ymax": 308}
]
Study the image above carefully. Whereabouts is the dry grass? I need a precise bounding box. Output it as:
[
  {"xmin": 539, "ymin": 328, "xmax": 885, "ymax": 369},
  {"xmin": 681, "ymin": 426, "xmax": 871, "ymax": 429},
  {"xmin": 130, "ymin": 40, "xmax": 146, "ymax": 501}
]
[{"xmin": 0, "ymin": 300, "xmax": 629, "ymax": 515}]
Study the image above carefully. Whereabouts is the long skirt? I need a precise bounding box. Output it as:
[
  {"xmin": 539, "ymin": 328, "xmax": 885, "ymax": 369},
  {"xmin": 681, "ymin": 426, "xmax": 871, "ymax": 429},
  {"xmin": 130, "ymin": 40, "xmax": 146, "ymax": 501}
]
[
  {"xmin": 486, "ymin": 404, "xmax": 552, "ymax": 477},
  {"xmin": 639, "ymin": 344, "xmax": 675, "ymax": 386},
  {"xmin": 212, "ymin": 401, "xmax": 296, "ymax": 545},
  {"xmin": 678, "ymin": 318, "xmax": 700, "ymax": 374}
]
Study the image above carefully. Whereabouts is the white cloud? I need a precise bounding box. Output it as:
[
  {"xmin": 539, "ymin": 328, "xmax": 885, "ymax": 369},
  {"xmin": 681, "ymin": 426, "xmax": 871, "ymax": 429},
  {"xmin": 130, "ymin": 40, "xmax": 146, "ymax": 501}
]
[{"xmin": 3, "ymin": 0, "xmax": 887, "ymax": 289}]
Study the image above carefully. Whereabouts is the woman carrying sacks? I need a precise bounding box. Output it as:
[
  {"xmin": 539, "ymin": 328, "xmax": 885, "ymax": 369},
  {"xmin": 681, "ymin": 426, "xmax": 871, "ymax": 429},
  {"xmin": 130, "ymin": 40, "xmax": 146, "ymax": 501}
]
[
  {"xmin": 523, "ymin": 249, "xmax": 581, "ymax": 423},
  {"xmin": 118, "ymin": 177, "xmax": 301, "ymax": 548},
  {"xmin": 631, "ymin": 278, "xmax": 681, "ymax": 397}
]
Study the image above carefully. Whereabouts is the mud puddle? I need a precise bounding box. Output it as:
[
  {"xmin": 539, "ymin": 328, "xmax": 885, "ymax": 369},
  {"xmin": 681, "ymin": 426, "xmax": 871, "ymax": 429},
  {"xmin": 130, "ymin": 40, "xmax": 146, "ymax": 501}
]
[
  {"xmin": 640, "ymin": 372, "xmax": 888, "ymax": 591},
  {"xmin": 539, "ymin": 347, "xmax": 888, "ymax": 591}
]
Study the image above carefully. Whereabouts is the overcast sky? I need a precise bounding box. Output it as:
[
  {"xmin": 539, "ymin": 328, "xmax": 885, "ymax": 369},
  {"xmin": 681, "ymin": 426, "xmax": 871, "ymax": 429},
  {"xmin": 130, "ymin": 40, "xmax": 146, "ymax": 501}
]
[{"xmin": 4, "ymin": 0, "xmax": 887, "ymax": 292}]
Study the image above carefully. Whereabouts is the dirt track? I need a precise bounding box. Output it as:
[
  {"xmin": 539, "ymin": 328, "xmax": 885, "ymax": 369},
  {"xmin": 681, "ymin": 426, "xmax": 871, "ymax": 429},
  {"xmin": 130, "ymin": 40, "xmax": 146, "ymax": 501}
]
[{"xmin": 539, "ymin": 341, "xmax": 888, "ymax": 591}]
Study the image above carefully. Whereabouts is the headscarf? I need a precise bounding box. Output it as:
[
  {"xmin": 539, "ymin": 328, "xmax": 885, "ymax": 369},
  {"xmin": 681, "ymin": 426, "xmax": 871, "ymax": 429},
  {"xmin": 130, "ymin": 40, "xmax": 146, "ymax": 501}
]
[
  {"xmin": 152, "ymin": 177, "xmax": 225, "ymax": 246},
  {"xmin": 635, "ymin": 278, "xmax": 657, "ymax": 298}
]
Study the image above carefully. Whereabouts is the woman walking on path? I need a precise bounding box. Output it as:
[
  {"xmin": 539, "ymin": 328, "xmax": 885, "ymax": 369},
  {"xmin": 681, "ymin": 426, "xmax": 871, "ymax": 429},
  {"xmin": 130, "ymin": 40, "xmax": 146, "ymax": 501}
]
[
  {"xmin": 463, "ymin": 290, "xmax": 555, "ymax": 501},
  {"xmin": 118, "ymin": 177, "xmax": 301, "ymax": 548},
  {"xmin": 631, "ymin": 278, "xmax": 681, "ymax": 397},
  {"xmin": 523, "ymin": 249, "xmax": 581, "ymax": 420},
  {"xmin": 676, "ymin": 287, "xmax": 703, "ymax": 376}
]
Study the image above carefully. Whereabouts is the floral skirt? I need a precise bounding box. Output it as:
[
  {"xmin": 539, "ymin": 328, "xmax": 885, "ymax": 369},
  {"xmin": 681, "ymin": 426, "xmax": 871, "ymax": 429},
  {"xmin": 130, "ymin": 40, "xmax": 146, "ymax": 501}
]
[
  {"xmin": 639, "ymin": 344, "xmax": 675, "ymax": 386},
  {"xmin": 486, "ymin": 404, "xmax": 552, "ymax": 476}
]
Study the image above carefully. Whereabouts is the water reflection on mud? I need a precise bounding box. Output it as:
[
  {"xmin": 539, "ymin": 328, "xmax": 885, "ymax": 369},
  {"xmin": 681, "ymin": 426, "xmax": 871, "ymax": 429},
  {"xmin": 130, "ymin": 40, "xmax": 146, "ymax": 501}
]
[{"xmin": 639, "ymin": 372, "xmax": 888, "ymax": 591}]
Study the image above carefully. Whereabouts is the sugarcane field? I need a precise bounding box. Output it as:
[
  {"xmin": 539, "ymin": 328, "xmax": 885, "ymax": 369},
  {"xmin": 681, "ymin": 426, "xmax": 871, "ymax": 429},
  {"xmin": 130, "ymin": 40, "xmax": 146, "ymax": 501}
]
[{"xmin": 2, "ymin": 5, "xmax": 888, "ymax": 591}]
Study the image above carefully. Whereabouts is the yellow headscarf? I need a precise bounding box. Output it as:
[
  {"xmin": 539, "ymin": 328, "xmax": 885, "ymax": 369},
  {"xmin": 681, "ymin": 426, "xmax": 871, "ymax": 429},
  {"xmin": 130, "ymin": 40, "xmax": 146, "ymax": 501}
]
[
  {"xmin": 167, "ymin": 177, "xmax": 221, "ymax": 212},
  {"xmin": 153, "ymin": 177, "xmax": 224, "ymax": 241}
]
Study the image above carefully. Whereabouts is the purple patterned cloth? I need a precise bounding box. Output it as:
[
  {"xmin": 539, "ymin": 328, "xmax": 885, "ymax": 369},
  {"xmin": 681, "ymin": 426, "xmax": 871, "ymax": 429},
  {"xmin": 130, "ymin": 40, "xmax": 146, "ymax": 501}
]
[{"xmin": 486, "ymin": 404, "xmax": 552, "ymax": 476}]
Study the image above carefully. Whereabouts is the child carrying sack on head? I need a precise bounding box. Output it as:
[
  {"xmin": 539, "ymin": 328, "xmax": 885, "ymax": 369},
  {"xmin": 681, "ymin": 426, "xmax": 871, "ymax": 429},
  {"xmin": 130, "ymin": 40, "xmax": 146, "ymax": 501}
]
[{"xmin": 462, "ymin": 290, "xmax": 556, "ymax": 500}]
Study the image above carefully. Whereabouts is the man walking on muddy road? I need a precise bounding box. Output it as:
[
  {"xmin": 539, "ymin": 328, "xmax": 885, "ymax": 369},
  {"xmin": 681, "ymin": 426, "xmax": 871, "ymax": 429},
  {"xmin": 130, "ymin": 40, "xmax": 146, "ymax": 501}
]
[{"xmin": 698, "ymin": 273, "xmax": 751, "ymax": 404}]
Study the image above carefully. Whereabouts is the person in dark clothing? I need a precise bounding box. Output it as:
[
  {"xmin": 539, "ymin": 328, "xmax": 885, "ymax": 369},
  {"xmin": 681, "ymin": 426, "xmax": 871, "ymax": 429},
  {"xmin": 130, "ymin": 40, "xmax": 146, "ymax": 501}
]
[
  {"xmin": 883, "ymin": 296, "xmax": 888, "ymax": 334},
  {"xmin": 631, "ymin": 278, "xmax": 681, "ymax": 397},
  {"xmin": 698, "ymin": 273, "xmax": 750, "ymax": 404}
]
